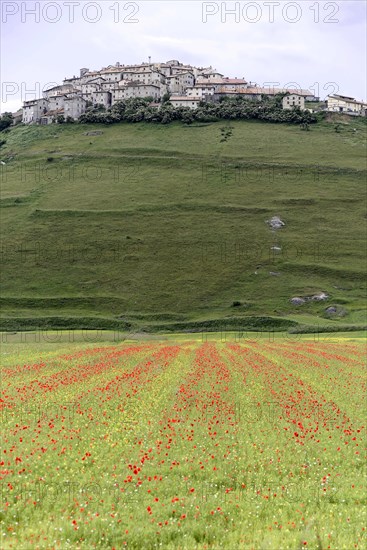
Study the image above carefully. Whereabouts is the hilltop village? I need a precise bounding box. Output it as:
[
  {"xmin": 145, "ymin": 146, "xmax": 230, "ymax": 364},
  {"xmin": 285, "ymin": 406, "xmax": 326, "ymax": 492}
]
[{"xmin": 21, "ymin": 59, "xmax": 366, "ymax": 124}]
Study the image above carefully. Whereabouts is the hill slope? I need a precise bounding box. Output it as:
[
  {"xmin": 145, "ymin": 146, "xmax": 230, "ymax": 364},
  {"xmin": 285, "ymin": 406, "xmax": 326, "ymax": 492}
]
[{"xmin": 0, "ymin": 117, "xmax": 366, "ymax": 332}]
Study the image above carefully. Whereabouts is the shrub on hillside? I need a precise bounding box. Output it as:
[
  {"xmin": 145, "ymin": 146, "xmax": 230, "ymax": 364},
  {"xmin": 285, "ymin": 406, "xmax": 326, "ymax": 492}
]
[
  {"xmin": 0, "ymin": 112, "xmax": 13, "ymax": 132},
  {"xmin": 78, "ymin": 96, "xmax": 317, "ymax": 126}
]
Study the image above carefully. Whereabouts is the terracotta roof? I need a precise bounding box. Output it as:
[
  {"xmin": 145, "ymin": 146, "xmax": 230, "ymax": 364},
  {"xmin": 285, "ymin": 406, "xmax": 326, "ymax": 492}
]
[
  {"xmin": 217, "ymin": 87, "xmax": 259, "ymax": 94},
  {"xmin": 191, "ymin": 83, "xmax": 216, "ymax": 88},
  {"xmin": 198, "ymin": 71, "xmax": 223, "ymax": 76},
  {"xmin": 100, "ymin": 69, "xmax": 122, "ymax": 74},
  {"xmin": 64, "ymin": 95, "xmax": 86, "ymax": 101},
  {"xmin": 122, "ymin": 69, "xmax": 154, "ymax": 74},
  {"xmin": 196, "ymin": 77, "xmax": 247, "ymax": 85},
  {"xmin": 328, "ymin": 94, "xmax": 367, "ymax": 106},
  {"xmin": 86, "ymin": 77, "xmax": 107, "ymax": 83},
  {"xmin": 43, "ymin": 108, "xmax": 65, "ymax": 116},
  {"xmin": 285, "ymin": 89, "xmax": 312, "ymax": 96},
  {"xmin": 216, "ymin": 87, "xmax": 311, "ymax": 96},
  {"xmin": 23, "ymin": 98, "xmax": 49, "ymax": 106},
  {"xmin": 186, "ymin": 84, "xmax": 215, "ymax": 90},
  {"xmin": 222, "ymin": 78, "xmax": 247, "ymax": 84},
  {"xmin": 329, "ymin": 94, "xmax": 355, "ymax": 101},
  {"xmin": 196, "ymin": 78, "xmax": 225, "ymax": 84},
  {"xmin": 44, "ymin": 84, "xmax": 70, "ymax": 93},
  {"xmin": 171, "ymin": 69, "xmax": 195, "ymax": 74},
  {"xmin": 126, "ymin": 82, "xmax": 160, "ymax": 88},
  {"xmin": 166, "ymin": 73, "xmax": 194, "ymax": 79}
]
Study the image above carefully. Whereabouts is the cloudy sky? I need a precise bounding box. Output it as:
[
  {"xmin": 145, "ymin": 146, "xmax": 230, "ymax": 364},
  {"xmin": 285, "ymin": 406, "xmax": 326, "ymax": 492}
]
[{"xmin": 1, "ymin": 0, "xmax": 366, "ymax": 113}]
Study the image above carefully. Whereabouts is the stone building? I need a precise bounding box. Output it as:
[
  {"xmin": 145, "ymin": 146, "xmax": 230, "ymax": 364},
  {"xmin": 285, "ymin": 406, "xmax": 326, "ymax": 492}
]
[
  {"xmin": 282, "ymin": 94, "xmax": 305, "ymax": 110},
  {"xmin": 23, "ymin": 98, "xmax": 49, "ymax": 123}
]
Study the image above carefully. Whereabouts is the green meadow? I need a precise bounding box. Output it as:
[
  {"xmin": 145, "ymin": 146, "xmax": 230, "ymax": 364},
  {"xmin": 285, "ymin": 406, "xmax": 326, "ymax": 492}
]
[{"xmin": 0, "ymin": 116, "xmax": 366, "ymax": 332}]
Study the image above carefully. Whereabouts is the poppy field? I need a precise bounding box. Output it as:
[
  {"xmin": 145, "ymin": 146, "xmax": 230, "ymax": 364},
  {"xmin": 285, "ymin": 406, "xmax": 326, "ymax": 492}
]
[{"xmin": 1, "ymin": 335, "xmax": 366, "ymax": 549}]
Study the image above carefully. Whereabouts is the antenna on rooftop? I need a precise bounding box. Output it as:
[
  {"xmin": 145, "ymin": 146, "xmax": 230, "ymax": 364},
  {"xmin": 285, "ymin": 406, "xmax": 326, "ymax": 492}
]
[{"xmin": 148, "ymin": 56, "xmax": 151, "ymax": 64}]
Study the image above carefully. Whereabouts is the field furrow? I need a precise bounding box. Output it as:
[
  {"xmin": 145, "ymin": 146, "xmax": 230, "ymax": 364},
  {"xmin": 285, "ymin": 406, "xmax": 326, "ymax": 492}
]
[{"xmin": 1, "ymin": 337, "xmax": 366, "ymax": 549}]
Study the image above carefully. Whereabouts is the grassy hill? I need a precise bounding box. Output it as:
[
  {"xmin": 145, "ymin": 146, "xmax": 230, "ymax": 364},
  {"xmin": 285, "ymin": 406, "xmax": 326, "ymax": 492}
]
[{"xmin": 0, "ymin": 115, "xmax": 366, "ymax": 333}]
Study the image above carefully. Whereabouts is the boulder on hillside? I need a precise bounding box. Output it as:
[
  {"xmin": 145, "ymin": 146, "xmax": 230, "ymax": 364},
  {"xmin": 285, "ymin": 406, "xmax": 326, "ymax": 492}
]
[
  {"xmin": 290, "ymin": 297, "xmax": 305, "ymax": 305},
  {"xmin": 312, "ymin": 292, "xmax": 329, "ymax": 301},
  {"xmin": 325, "ymin": 306, "xmax": 348, "ymax": 317},
  {"xmin": 266, "ymin": 216, "xmax": 285, "ymax": 230}
]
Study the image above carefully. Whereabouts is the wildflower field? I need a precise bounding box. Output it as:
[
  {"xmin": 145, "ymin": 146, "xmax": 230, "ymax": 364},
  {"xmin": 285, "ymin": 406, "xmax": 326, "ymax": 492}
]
[{"xmin": 1, "ymin": 334, "xmax": 366, "ymax": 549}]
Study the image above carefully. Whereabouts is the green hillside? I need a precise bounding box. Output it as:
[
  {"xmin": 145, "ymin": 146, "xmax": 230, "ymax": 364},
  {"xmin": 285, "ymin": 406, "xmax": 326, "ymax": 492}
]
[{"xmin": 0, "ymin": 116, "xmax": 366, "ymax": 333}]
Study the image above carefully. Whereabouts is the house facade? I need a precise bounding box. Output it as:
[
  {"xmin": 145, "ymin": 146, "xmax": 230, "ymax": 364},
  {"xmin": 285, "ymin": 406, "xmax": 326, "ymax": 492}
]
[
  {"xmin": 282, "ymin": 94, "xmax": 305, "ymax": 110},
  {"xmin": 23, "ymin": 98, "xmax": 49, "ymax": 123},
  {"xmin": 40, "ymin": 108, "xmax": 64, "ymax": 125},
  {"xmin": 186, "ymin": 84, "xmax": 216, "ymax": 98},
  {"xmin": 12, "ymin": 109, "xmax": 24, "ymax": 125},
  {"xmin": 166, "ymin": 72, "xmax": 195, "ymax": 94},
  {"xmin": 113, "ymin": 82, "xmax": 161, "ymax": 101},
  {"xmin": 327, "ymin": 94, "xmax": 367, "ymax": 115},
  {"xmin": 169, "ymin": 96, "xmax": 201, "ymax": 109},
  {"xmin": 64, "ymin": 96, "xmax": 88, "ymax": 120}
]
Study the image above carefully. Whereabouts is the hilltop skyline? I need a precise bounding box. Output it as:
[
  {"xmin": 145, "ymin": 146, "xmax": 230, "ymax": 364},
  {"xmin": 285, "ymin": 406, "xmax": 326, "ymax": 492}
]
[{"xmin": 1, "ymin": 1, "xmax": 366, "ymax": 114}]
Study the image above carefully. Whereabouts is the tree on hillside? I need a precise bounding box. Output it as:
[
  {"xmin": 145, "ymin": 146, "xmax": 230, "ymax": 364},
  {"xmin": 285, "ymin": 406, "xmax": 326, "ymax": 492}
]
[
  {"xmin": 274, "ymin": 93, "xmax": 288, "ymax": 107},
  {"xmin": 161, "ymin": 92, "xmax": 171, "ymax": 104},
  {"xmin": 0, "ymin": 112, "xmax": 13, "ymax": 131},
  {"xmin": 78, "ymin": 94, "xmax": 317, "ymax": 126}
]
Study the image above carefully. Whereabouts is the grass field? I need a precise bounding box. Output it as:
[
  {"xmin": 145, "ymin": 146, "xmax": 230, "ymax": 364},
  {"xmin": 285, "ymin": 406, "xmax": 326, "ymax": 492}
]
[
  {"xmin": 0, "ymin": 116, "xmax": 366, "ymax": 332},
  {"xmin": 1, "ymin": 333, "xmax": 366, "ymax": 549}
]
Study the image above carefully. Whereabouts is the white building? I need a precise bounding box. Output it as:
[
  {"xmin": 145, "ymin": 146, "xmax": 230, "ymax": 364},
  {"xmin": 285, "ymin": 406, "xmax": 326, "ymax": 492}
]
[
  {"xmin": 23, "ymin": 93, "xmax": 87, "ymax": 124},
  {"xmin": 113, "ymin": 81, "xmax": 161, "ymax": 101},
  {"xmin": 83, "ymin": 90, "xmax": 112, "ymax": 109},
  {"xmin": 43, "ymin": 84, "xmax": 75, "ymax": 98},
  {"xmin": 23, "ymin": 98, "xmax": 49, "ymax": 123},
  {"xmin": 39, "ymin": 108, "xmax": 64, "ymax": 125},
  {"xmin": 64, "ymin": 96, "xmax": 88, "ymax": 120},
  {"xmin": 220, "ymin": 78, "xmax": 248, "ymax": 91},
  {"xmin": 166, "ymin": 72, "xmax": 195, "ymax": 94},
  {"xmin": 81, "ymin": 77, "xmax": 107, "ymax": 94},
  {"xmin": 47, "ymin": 94, "xmax": 66, "ymax": 112},
  {"xmin": 12, "ymin": 109, "xmax": 23, "ymax": 125},
  {"xmin": 282, "ymin": 94, "xmax": 305, "ymax": 110},
  {"xmin": 327, "ymin": 94, "xmax": 367, "ymax": 115},
  {"xmin": 169, "ymin": 96, "xmax": 201, "ymax": 109},
  {"xmin": 196, "ymin": 71, "xmax": 224, "ymax": 83},
  {"xmin": 186, "ymin": 85, "xmax": 216, "ymax": 98}
]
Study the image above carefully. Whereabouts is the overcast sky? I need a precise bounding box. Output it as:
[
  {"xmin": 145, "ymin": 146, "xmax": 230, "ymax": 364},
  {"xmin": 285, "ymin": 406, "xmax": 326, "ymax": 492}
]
[{"xmin": 1, "ymin": 0, "xmax": 366, "ymax": 113}]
